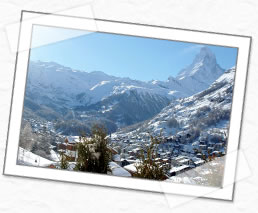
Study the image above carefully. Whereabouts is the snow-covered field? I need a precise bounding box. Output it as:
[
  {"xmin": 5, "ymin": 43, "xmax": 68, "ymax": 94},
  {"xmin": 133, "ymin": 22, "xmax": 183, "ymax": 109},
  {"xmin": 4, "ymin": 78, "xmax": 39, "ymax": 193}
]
[{"xmin": 17, "ymin": 147, "xmax": 54, "ymax": 167}]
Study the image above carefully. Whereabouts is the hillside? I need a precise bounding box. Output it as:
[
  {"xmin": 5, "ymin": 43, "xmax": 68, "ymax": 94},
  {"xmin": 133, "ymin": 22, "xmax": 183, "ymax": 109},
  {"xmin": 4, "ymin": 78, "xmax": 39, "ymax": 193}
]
[{"xmin": 114, "ymin": 66, "xmax": 235, "ymax": 142}]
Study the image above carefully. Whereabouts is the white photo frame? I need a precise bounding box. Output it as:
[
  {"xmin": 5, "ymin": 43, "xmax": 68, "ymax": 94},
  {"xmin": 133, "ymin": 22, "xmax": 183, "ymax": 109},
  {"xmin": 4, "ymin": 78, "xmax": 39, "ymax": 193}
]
[{"xmin": 3, "ymin": 10, "xmax": 251, "ymax": 201}]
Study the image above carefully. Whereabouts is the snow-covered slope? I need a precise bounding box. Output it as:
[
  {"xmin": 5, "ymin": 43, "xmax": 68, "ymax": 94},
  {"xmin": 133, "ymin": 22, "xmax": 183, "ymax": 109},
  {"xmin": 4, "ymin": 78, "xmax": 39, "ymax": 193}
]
[
  {"xmin": 76, "ymin": 89, "xmax": 170, "ymax": 128},
  {"xmin": 116, "ymin": 66, "xmax": 235, "ymax": 138},
  {"xmin": 26, "ymin": 61, "xmax": 119, "ymax": 107},
  {"xmin": 17, "ymin": 147, "xmax": 54, "ymax": 167}
]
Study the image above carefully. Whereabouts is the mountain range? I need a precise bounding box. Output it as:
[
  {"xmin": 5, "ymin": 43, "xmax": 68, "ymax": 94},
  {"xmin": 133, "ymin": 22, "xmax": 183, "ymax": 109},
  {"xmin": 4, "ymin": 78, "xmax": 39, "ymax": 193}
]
[{"xmin": 24, "ymin": 47, "xmax": 227, "ymax": 134}]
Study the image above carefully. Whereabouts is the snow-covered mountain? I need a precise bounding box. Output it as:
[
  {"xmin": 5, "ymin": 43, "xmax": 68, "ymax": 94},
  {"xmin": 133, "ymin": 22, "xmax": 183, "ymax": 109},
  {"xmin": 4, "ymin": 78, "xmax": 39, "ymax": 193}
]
[
  {"xmin": 115, "ymin": 66, "xmax": 235, "ymax": 139},
  {"xmin": 25, "ymin": 61, "xmax": 173, "ymax": 130},
  {"xmin": 26, "ymin": 47, "xmax": 224, "ymax": 109},
  {"xmin": 176, "ymin": 47, "xmax": 225, "ymax": 94},
  {"xmin": 26, "ymin": 61, "xmax": 182, "ymax": 109},
  {"xmin": 24, "ymin": 47, "xmax": 227, "ymax": 133}
]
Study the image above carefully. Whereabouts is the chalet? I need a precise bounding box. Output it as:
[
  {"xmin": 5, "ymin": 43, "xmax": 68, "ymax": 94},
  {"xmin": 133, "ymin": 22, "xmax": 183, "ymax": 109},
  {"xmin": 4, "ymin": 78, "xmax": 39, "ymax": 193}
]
[
  {"xmin": 174, "ymin": 144, "xmax": 180, "ymax": 149},
  {"xmin": 196, "ymin": 153, "xmax": 203, "ymax": 158},
  {"xmin": 192, "ymin": 157, "xmax": 205, "ymax": 166},
  {"xmin": 56, "ymin": 137, "xmax": 77, "ymax": 161},
  {"xmin": 154, "ymin": 157, "xmax": 162, "ymax": 163},
  {"xmin": 57, "ymin": 142, "xmax": 67, "ymax": 150},
  {"xmin": 173, "ymin": 149, "xmax": 179, "ymax": 155},
  {"xmin": 199, "ymin": 144, "xmax": 207, "ymax": 151},
  {"xmin": 214, "ymin": 143, "xmax": 223, "ymax": 150},
  {"xmin": 178, "ymin": 158, "xmax": 190, "ymax": 166},
  {"xmin": 159, "ymin": 152, "xmax": 167, "ymax": 159},
  {"xmin": 171, "ymin": 155, "xmax": 189, "ymax": 166},
  {"xmin": 128, "ymin": 150, "xmax": 134, "ymax": 156},
  {"xmin": 163, "ymin": 162, "xmax": 171, "ymax": 170},
  {"xmin": 208, "ymin": 142, "xmax": 215, "ymax": 147},
  {"xmin": 212, "ymin": 151, "xmax": 221, "ymax": 157},
  {"xmin": 207, "ymin": 147, "xmax": 215, "ymax": 154},
  {"xmin": 132, "ymin": 147, "xmax": 142, "ymax": 156},
  {"xmin": 127, "ymin": 156, "xmax": 136, "ymax": 160},
  {"xmin": 166, "ymin": 137, "xmax": 174, "ymax": 142},
  {"xmin": 199, "ymin": 138, "xmax": 207, "ymax": 145},
  {"xmin": 166, "ymin": 151, "xmax": 172, "ymax": 158}
]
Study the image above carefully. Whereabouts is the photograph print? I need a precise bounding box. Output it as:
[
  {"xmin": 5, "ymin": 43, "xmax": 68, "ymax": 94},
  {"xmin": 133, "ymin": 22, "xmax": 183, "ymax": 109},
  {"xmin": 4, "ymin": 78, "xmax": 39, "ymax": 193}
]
[{"xmin": 17, "ymin": 24, "xmax": 238, "ymax": 187}]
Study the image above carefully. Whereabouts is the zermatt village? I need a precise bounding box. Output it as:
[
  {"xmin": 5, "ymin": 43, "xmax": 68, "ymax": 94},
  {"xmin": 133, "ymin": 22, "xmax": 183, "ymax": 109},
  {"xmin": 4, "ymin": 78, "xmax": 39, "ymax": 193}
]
[{"xmin": 18, "ymin": 47, "xmax": 234, "ymax": 187}]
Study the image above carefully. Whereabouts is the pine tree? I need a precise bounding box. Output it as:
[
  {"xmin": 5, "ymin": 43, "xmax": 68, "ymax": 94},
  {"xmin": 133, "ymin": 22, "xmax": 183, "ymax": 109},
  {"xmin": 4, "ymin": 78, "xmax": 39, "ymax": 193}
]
[
  {"xmin": 134, "ymin": 133, "xmax": 167, "ymax": 180},
  {"xmin": 74, "ymin": 125, "xmax": 111, "ymax": 173},
  {"xmin": 19, "ymin": 122, "xmax": 35, "ymax": 151},
  {"xmin": 60, "ymin": 152, "xmax": 69, "ymax": 169}
]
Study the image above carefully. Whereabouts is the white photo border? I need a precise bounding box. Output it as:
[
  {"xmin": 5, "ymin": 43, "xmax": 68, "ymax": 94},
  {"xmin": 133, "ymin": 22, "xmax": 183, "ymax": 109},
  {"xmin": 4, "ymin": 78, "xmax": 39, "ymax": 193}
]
[{"xmin": 3, "ymin": 11, "xmax": 251, "ymax": 201}]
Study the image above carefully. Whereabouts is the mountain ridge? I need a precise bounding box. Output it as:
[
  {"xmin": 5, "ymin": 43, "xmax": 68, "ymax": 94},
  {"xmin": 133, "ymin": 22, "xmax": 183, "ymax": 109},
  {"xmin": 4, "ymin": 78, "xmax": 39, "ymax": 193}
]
[{"xmin": 24, "ymin": 47, "xmax": 228, "ymax": 133}]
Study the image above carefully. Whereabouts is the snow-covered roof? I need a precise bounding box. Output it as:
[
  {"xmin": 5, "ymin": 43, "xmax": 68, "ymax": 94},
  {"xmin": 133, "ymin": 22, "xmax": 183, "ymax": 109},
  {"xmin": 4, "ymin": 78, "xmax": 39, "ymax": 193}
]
[
  {"xmin": 124, "ymin": 163, "xmax": 138, "ymax": 173},
  {"xmin": 178, "ymin": 158, "xmax": 190, "ymax": 163},
  {"xmin": 169, "ymin": 165, "xmax": 190, "ymax": 173},
  {"xmin": 109, "ymin": 162, "xmax": 131, "ymax": 177},
  {"xmin": 194, "ymin": 160, "xmax": 205, "ymax": 165},
  {"xmin": 172, "ymin": 156, "xmax": 185, "ymax": 161}
]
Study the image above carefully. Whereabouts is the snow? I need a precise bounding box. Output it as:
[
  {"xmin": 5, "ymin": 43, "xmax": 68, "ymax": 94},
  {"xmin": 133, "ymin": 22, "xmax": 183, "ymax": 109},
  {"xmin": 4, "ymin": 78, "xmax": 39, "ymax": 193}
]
[
  {"xmin": 109, "ymin": 162, "xmax": 131, "ymax": 177},
  {"xmin": 18, "ymin": 147, "xmax": 54, "ymax": 167},
  {"xmin": 50, "ymin": 150, "xmax": 59, "ymax": 161},
  {"xmin": 169, "ymin": 165, "xmax": 190, "ymax": 173},
  {"xmin": 168, "ymin": 90, "xmax": 179, "ymax": 95},
  {"xmin": 124, "ymin": 163, "xmax": 138, "ymax": 173},
  {"xmin": 90, "ymin": 80, "xmax": 111, "ymax": 91},
  {"xmin": 194, "ymin": 159, "xmax": 205, "ymax": 165}
]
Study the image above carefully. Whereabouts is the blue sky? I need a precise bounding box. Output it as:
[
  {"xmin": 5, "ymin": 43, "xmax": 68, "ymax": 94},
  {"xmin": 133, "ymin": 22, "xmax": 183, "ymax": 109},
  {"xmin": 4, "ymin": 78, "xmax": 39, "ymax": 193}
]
[{"xmin": 30, "ymin": 25, "xmax": 238, "ymax": 82}]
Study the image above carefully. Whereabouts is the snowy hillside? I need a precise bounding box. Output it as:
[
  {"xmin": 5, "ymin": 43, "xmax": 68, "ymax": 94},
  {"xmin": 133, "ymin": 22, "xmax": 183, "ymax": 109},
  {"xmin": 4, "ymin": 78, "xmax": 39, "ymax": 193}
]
[
  {"xmin": 17, "ymin": 147, "xmax": 54, "ymax": 167},
  {"xmin": 115, "ymin": 66, "xmax": 235, "ymax": 139},
  {"xmin": 77, "ymin": 89, "xmax": 170, "ymax": 128}
]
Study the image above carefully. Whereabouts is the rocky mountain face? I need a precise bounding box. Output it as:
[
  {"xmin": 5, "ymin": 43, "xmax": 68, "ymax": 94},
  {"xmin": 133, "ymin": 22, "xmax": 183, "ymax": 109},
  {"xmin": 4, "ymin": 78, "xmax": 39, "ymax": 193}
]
[{"xmin": 176, "ymin": 47, "xmax": 225, "ymax": 94}]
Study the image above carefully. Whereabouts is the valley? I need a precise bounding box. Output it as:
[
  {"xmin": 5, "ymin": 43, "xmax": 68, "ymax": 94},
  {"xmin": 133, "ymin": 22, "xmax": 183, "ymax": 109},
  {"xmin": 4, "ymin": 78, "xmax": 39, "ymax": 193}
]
[{"xmin": 18, "ymin": 47, "xmax": 235, "ymax": 186}]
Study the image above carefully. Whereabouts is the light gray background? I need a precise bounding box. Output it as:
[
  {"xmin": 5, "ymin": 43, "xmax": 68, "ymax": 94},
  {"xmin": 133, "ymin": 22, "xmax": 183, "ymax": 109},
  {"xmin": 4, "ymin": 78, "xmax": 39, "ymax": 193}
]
[{"xmin": 0, "ymin": 0, "xmax": 257, "ymax": 212}]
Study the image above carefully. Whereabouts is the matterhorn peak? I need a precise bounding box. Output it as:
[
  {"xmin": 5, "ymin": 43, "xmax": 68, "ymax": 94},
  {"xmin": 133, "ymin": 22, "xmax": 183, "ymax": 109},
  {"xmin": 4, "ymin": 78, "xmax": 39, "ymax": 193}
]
[
  {"xmin": 175, "ymin": 46, "xmax": 224, "ymax": 94},
  {"xmin": 193, "ymin": 47, "xmax": 216, "ymax": 65}
]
